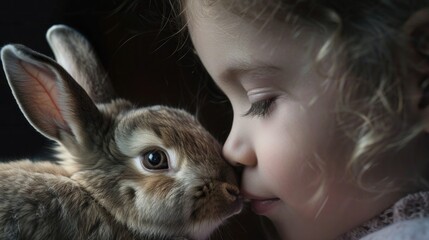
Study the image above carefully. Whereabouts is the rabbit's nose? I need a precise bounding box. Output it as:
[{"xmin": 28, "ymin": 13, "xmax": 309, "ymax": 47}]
[{"xmin": 221, "ymin": 183, "xmax": 240, "ymax": 202}]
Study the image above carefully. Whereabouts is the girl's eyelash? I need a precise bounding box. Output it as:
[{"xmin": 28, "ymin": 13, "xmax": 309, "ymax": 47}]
[{"xmin": 242, "ymin": 97, "xmax": 277, "ymax": 118}]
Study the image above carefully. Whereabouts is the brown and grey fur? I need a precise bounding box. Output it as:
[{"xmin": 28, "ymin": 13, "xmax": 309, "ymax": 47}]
[{"xmin": 0, "ymin": 25, "xmax": 241, "ymax": 240}]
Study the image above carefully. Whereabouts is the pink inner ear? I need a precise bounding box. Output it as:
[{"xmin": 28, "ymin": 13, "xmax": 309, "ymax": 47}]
[{"xmin": 18, "ymin": 60, "xmax": 69, "ymax": 133}]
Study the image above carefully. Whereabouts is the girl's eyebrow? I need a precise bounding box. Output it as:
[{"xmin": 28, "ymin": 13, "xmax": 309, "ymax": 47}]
[{"xmin": 219, "ymin": 63, "xmax": 281, "ymax": 83}]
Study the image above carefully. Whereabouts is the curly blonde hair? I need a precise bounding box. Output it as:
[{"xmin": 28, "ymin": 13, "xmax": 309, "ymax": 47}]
[{"xmin": 178, "ymin": 0, "xmax": 429, "ymax": 194}]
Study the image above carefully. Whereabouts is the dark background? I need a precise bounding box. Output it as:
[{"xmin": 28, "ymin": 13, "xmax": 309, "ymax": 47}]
[{"xmin": 0, "ymin": 0, "xmax": 268, "ymax": 239}]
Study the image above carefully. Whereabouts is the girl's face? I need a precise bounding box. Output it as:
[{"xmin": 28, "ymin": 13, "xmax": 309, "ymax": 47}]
[{"xmin": 186, "ymin": 2, "xmax": 408, "ymax": 239}]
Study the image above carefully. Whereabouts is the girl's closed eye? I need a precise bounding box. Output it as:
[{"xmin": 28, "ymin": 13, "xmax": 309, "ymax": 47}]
[
  {"xmin": 241, "ymin": 86, "xmax": 283, "ymax": 118},
  {"xmin": 243, "ymin": 97, "xmax": 277, "ymax": 118}
]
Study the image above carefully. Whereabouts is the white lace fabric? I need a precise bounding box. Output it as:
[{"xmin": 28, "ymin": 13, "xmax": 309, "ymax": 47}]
[{"xmin": 338, "ymin": 192, "xmax": 429, "ymax": 239}]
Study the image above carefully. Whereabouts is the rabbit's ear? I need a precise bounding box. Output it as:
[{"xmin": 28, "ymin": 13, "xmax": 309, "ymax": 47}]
[
  {"xmin": 1, "ymin": 44, "xmax": 102, "ymax": 149},
  {"xmin": 46, "ymin": 25, "xmax": 115, "ymax": 103}
]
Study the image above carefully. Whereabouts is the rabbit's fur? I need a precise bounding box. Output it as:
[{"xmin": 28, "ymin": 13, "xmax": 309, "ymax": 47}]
[{"xmin": 0, "ymin": 25, "xmax": 242, "ymax": 240}]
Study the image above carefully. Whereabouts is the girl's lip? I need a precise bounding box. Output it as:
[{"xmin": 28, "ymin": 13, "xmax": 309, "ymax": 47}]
[
  {"xmin": 249, "ymin": 198, "xmax": 280, "ymax": 215},
  {"xmin": 241, "ymin": 190, "xmax": 280, "ymax": 215}
]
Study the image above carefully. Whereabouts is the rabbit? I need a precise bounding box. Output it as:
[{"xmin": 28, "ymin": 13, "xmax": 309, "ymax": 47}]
[{"xmin": 0, "ymin": 25, "xmax": 242, "ymax": 240}]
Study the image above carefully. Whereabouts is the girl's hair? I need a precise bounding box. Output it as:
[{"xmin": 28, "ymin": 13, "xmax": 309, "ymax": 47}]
[{"xmin": 177, "ymin": 0, "xmax": 429, "ymax": 195}]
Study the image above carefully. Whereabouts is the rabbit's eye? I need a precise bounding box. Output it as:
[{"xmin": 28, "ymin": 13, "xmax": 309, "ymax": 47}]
[{"xmin": 141, "ymin": 148, "xmax": 169, "ymax": 170}]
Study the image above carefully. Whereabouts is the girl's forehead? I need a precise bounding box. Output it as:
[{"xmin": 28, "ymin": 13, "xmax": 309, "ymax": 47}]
[
  {"xmin": 185, "ymin": 0, "xmax": 237, "ymax": 27},
  {"xmin": 186, "ymin": 1, "xmax": 278, "ymax": 38},
  {"xmin": 185, "ymin": 0, "xmax": 264, "ymax": 24},
  {"xmin": 185, "ymin": 0, "xmax": 325, "ymax": 42},
  {"xmin": 185, "ymin": 0, "xmax": 285, "ymax": 17},
  {"xmin": 186, "ymin": 3, "xmax": 325, "ymax": 87}
]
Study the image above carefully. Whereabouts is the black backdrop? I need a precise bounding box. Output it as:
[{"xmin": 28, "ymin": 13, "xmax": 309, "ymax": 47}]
[{"xmin": 0, "ymin": 0, "xmax": 268, "ymax": 239}]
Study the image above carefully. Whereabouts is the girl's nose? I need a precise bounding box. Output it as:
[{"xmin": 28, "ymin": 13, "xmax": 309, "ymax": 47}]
[{"xmin": 222, "ymin": 119, "xmax": 257, "ymax": 167}]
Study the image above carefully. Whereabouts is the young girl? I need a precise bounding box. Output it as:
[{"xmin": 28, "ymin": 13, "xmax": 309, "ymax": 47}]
[{"xmin": 178, "ymin": 0, "xmax": 429, "ymax": 239}]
